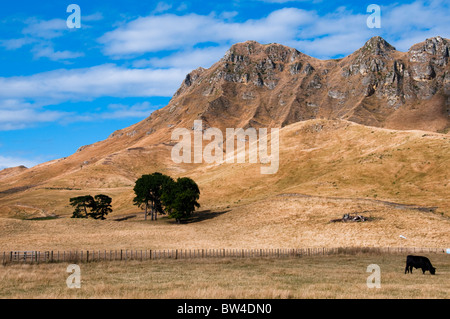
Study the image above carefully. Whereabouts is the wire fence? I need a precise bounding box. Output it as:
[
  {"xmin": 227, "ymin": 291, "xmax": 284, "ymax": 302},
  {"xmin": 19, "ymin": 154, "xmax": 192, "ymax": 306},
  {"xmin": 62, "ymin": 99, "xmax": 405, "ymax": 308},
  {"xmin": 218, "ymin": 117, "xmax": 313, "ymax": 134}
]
[{"xmin": 1, "ymin": 247, "xmax": 447, "ymax": 265}]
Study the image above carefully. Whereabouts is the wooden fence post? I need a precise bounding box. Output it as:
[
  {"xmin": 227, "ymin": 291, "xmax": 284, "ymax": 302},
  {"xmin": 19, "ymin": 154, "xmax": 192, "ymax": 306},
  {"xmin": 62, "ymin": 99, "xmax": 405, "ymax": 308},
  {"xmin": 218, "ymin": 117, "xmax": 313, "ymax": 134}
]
[{"xmin": 2, "ymin": 246, "xmax": 435, "ymax": 264}]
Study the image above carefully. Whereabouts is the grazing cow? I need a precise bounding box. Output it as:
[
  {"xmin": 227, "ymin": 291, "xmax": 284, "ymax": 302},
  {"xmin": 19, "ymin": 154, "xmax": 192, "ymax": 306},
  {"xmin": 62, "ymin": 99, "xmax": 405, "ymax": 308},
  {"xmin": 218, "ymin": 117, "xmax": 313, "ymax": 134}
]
[{"xmin": 405, "ymin": 255, "xmax": 436, "ymax": 275}]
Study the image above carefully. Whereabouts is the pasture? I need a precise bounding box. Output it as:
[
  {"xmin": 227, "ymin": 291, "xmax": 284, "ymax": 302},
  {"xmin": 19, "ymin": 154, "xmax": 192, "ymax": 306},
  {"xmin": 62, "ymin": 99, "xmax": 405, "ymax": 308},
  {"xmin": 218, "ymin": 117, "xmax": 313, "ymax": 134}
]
[
  {"xmin": 1, "ymin": 192, "xmax": 448, "ymax": 299},
  {"xmin": 0, "ymin": 195, "xmax": 449, "ymax": 252},
  {"xmin": 0, "ymin": 252, "xmax": 448, "ymax": 299}
]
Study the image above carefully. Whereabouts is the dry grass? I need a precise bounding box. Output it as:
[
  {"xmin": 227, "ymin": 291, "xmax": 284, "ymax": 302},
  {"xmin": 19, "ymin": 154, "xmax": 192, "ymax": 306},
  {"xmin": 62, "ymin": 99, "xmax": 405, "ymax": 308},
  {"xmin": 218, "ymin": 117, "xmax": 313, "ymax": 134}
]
[
  {"xmin": 1, "ymin": 119, "xmax": 449, "ymax": 219},
  {"xmin": 0, "ymin": 195, "xmax": 448, "ymax": 251},
  {"xmin": 1, "ymin": 253, "xmax": 448, "ymax": 299},
  {"xmin": 193, "ymin": 120, "xmax": 450, "ymax": 215}
]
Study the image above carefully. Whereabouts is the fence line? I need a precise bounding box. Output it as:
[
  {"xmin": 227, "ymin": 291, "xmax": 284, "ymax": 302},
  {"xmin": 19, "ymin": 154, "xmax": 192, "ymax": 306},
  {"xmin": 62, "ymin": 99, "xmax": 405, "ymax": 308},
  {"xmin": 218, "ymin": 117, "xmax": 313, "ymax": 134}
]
[{"xmin": 1, "ymin": 247, "xmax": 447, "ymax": 265}]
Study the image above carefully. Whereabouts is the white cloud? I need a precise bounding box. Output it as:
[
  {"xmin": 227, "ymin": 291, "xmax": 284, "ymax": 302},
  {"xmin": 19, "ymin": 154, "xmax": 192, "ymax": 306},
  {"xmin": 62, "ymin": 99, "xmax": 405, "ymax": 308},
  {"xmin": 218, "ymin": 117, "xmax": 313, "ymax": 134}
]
[
  {"xmin": 0, "ymin": 64, "xmax": 188, "ymax": 130},
  {"xmin": 31, "ymin": 44, "xmax": 85, "ymax": 61},
  {"xmin": 0, "ymin": 155, "xmax": 39, "ymax": 170},
  {"xmin": 0, "ymin": 37, "xmax": 36, "ymax": 50},
  {"xmin": 0, "ymin": 64, "xmax": 189, "ymax": 102},
  {"xmin": 22, "ymin": 18, "xmax": 67, "ymax": 39},
  {"xmin": 1, "ymin": 17, "xmax": 84, "ymax": 62},
  {"xmin": 101, "ymin": 102, "xmax": 158, "ymax": 119},
  {"xmin": 0, "ymin": 102, "xmax": 68, "ymax": 131},
  {"xmin": 99, "ymin": 8, "xmax": 315, "ymax": 57},
  {"xmin": 83, "ymin": 12, "xmax": 104, "ymax": 22},
  {"xmin": 176, "ymin": 2, "xmax": 188, "ymax": 12},
  {"xmin": 133, "ymin": 46, "xmax": 228, "ymax": 69},
  {"xmin": 381, "ymin": 0, "xmax": 450, "ymax": 51},
  {"xmin": 59, "ymin": 102, "xmax": 160, "ymax": 124},
  {"xmin": 98, "ymin": 2, "xmax": 450, "ymax": 60},
  {"xmin": 153, "ymin": 2, "xmax": 173, "ymax": 14},
  {"xmin": 0, "ymin": 99, "xmax": 162, "ymax": 131}
]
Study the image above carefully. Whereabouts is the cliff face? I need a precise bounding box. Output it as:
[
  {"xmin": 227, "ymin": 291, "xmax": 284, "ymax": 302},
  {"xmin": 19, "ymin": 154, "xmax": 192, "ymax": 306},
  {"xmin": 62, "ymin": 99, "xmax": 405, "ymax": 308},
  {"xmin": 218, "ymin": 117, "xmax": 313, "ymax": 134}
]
[{"xmin": 158, "ymin": 36, "xmax": 449, "ymax": 133}]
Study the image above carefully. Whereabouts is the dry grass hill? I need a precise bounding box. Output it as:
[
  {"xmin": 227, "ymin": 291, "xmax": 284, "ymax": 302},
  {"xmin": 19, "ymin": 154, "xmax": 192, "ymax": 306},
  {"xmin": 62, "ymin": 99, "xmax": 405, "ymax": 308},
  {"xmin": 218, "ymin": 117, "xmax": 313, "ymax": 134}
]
[{"xmin": 0, "ymin": 36, "xmax": 448, "ymax": 250}]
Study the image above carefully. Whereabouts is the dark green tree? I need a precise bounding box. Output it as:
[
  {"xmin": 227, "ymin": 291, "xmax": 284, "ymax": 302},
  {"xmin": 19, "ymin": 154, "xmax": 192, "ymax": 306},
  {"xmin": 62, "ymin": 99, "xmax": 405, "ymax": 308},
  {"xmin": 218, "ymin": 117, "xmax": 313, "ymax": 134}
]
[
  {"xmin": 162, "ymin": 177, "xmax": 200, "ymax": 223},
  {"xmin": 92, "ymin": 194, "xmax": 113, "ymax": 220},
  {"xmin": 70, "ymin": 195, "xmax": 96, "ymax": 219},
  {"xmin": 133, "ymin": 172, "xmax": 174, "ymax": 221},
  {"xmin": 70, "ymin": 194, "xmax": 113, "ymax": 220}
]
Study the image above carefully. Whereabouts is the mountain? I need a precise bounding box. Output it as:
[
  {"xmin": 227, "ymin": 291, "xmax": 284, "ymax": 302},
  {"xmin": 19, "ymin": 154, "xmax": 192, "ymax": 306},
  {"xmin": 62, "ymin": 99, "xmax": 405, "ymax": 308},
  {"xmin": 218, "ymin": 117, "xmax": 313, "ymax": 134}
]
[
  {"xmin": 0, "ymin": 36, "xmax": 449, "ymax": 218},
  {"xmin": 164, "ymin": 35, "xmax": 449, "ymax": 132}
]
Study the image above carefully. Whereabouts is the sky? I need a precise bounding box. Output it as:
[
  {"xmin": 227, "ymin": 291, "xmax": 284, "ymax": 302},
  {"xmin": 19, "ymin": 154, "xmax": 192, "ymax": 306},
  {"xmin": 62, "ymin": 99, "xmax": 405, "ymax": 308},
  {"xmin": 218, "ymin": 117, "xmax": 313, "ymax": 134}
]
[{"xmin": 0, "ymin": 0, "xmax": 448, "ymax": 169}]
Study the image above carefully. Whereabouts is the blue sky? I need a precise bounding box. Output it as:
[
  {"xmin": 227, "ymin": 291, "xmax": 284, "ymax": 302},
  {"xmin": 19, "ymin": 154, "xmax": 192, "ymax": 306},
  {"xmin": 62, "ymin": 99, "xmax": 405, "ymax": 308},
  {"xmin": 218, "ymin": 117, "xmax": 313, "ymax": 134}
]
[{"xmin": 0, "ymin": 0, "xmax": 448, "ymax": 169}]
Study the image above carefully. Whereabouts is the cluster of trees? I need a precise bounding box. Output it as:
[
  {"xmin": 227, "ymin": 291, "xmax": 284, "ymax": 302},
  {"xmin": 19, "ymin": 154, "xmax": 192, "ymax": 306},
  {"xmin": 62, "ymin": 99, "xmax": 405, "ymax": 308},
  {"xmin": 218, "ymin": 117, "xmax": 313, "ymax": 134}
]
[
  {"xmin": 133, "ymin": 172, "xmax": 200, "ymax": 223},
  {"xmin": 69, "ymin": 194, "xmax": 113, "ymax": 220},
  {"xmin": 69, "ymin": 172, "xmax": 200, "ymax": 223}
]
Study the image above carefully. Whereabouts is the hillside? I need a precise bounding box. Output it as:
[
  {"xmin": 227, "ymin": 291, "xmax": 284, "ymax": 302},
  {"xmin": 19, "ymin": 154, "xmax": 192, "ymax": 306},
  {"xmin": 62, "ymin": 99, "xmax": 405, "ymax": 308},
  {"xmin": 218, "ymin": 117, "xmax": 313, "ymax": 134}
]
[
  {"xmin": 0, "ymin": 36, "xmax": 449, "ymax": 219},
  {"xmin": 0, "ymin": 119, "xmax": 449, "ymax": 221}
]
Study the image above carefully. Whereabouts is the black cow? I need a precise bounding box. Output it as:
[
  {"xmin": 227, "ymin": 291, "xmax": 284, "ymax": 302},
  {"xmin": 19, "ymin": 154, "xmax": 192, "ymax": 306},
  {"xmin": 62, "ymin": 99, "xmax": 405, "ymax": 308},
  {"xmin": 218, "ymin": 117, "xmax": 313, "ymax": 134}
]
[{"xmin": 405, "ymin": 255, "xmax": 436, "ymax": 275}]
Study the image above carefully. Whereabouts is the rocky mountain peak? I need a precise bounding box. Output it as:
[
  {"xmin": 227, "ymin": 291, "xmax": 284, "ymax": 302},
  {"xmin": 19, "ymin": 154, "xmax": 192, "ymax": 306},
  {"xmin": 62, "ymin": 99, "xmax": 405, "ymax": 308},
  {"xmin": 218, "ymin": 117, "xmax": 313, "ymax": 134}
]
[
  {"xmin": 223, "ymin": 41, "xmax": 304, "ymax": 63},
  {"xmin": 408, "ymin": 36, "xmax": 449, "ymax": 64},
  {"xmin": 357, "ymin": 36, "xmax": 396, "ymax": 57},
  {"xmin": 162, "ymin": 36, "xmax": 448, "ymax": 136},
  {"xmin": 360, "ymin": 36, "xmax": 396, "ymax": 56},
  {"xmin": 211, "ymin": 41, "xmax": 312, "ymax": 90},
  {"xmin": 173, "ymin": 67, "xmax": 206, "ymax": 97}
]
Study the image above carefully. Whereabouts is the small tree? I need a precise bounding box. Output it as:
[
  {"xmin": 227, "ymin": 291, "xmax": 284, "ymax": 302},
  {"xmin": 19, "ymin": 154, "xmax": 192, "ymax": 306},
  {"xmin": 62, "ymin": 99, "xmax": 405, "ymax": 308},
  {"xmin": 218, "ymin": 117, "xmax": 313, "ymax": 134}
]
[
  {"xmin": 70, "ymin": 194, "xmax": 112, "ymax": 219},
  {"xmin": 133, "ymin": 172, "xmax": 174, "ymax": 221},
  {"xmin": 162, "ymin": 177, "xmax": 200, "ymax": 223},
  {"xmin": 92, "ymin": 194, "xmax": 113, "ymax": 220},
  {"xmin": 70, "ymin": 195, "xmax": 95, "ymax": 219}
]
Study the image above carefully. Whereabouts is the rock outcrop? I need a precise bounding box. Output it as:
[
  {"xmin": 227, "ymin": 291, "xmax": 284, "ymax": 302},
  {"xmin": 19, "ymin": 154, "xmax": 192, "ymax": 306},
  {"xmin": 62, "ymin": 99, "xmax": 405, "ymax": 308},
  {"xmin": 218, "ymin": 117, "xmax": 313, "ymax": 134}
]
[{"xmin": 157, "ymin": 36, "xmax": 449, "ymax": 134}]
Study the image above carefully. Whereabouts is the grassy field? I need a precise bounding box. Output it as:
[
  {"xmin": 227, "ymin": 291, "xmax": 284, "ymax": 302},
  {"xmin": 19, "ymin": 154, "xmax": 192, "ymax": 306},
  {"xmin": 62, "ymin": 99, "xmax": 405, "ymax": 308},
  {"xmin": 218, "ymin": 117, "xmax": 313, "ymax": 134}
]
[
  {"xmin": 0, "ymin": 252, "xmax": 448, "ymax": 299},
  {"xmin": 1, "ymin": 120, "xmax": 449, "ymax": 219},
  {"xmin": 0, "ymin": 195, "xmax": 448, "ymax": 251}
]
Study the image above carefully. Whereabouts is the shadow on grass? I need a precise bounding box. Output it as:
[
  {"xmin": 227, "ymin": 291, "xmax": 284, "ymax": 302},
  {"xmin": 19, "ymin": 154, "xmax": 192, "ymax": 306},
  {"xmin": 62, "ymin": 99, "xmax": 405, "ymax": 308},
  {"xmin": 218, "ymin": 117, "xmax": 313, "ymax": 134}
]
[
  {"xmin": 130, "ymin": 209, "xmax": 231, "ymax": 224},
  {"xmin": 24, "ymin": 215, "xmax": 60, "ymax": 221},
  {"xmin": 178, "ymin": 209, "xmax": 230, "ymax": 224}
]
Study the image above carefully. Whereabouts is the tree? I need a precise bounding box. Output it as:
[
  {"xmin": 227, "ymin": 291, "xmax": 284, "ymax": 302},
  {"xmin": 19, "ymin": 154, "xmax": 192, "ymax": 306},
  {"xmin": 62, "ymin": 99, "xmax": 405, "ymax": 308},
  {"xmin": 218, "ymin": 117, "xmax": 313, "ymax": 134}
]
[
  {"xmin": 70, "ymin": 195, "xmax": 95, "ymax": 219},
  {"xmin": 70, "ymin": 194, "xmax": 113, "ymax": 220},
  {"xmin": 162, "ymin": 177, "xmax": 200, "ymax": 223},
  {"xmin": 91, "ymin": 194, "xmax": 113, "ymax": 220},
  {"xmin": 133, "ymin": 172, "xmax": 174, "ymax": 221}
]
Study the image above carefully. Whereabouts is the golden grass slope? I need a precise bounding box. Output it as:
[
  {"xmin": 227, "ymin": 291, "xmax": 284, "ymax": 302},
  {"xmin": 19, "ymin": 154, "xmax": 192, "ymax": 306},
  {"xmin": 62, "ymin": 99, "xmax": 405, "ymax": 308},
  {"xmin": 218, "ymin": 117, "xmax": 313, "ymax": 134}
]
[
  {"xmin": 0, "ymin": 119, "xmax": 449, "ymax": 219},
  {"xmin": 0, "ymin": 194, "xmax": 449, "ymax": 251},
  {"xmin": 0, "ymin": 120, "xmax": 448, "ymax": 251},
  {"xmin": 192, "ymin": 119, "xmax": 450, "ymax": 214}
]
